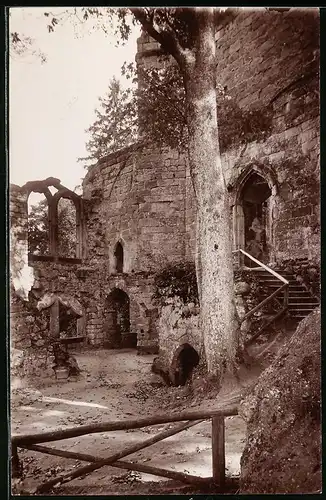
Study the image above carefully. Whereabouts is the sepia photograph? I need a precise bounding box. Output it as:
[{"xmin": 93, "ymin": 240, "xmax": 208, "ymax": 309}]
[{"xmin": 9, "ymin": 7, "xmax": 321, "ymax": 495}]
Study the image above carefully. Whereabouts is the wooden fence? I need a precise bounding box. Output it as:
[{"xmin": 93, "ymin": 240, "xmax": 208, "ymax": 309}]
[{"xmin": 12, "ymin": 402, "xmax": 239, "ymax": 494}]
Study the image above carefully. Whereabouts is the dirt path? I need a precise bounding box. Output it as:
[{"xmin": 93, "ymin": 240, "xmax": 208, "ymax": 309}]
[{"xmin": 11, "ymin": 348, "xmax": 247, "ymax": 495}]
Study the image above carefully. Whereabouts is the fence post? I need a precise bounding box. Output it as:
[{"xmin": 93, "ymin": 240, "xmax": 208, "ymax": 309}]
[
  {"xmin": 211, "ymin": 416, "xmax": 225, "ymax": 487},
  {"xmin": 11, "ymin": 444, "xmax": 21, "ymax": 478}
]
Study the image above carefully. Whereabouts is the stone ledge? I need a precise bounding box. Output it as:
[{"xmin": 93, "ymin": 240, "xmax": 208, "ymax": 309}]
[{"xmin": 137, "ymin": 345, "xmax": 159, "ymax": 355}]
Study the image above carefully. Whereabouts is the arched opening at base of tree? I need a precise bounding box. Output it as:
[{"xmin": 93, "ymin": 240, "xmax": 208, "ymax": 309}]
[
  {"xmin": 170, "ymin": 343, "xmax": 200, "ymax": 386},
  {"xmin": 104, "ymin": 288, "xmax": 136, "ymax": 349}
]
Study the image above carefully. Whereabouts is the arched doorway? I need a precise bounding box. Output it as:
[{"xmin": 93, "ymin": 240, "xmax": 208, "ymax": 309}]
[
  {"xmin": 234, "ymin": 171, "xmax": 272, "ymax": 265},
  {"xmin": 104, "ymin": 289, "xmax": 136, "ymax": 349},
  {"xmin": 170, "ymin": 344, "xmax": 200, "ymax": 386}
]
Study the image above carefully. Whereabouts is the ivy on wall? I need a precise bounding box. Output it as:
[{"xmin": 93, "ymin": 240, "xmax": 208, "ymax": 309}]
[
  {"xmin": 217, "ymin": 97, "xmax": 273, "ymax": 152},
  {"xmin": 153, "ymin": 262, "xmax": 198, "ymax": 305}
]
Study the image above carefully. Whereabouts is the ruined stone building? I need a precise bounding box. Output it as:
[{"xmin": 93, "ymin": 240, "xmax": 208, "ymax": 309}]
[{"xmin": 10, "ymin": 8, "xmax": 320, "ymax": 381}]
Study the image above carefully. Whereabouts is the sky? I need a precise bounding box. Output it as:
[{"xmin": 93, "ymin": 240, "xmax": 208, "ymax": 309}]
[{"xmin": 9, "ymin": 7, "xmax": 140, "ymax": 191}]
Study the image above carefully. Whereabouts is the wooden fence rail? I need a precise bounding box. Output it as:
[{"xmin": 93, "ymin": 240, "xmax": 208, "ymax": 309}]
[
  {"xmin": 19, "ymin": 443, "xmax": 212, "ymax": 488},
  {"xmin": 12, "ymin": 404, "xmax": 239, "ymax": 446},
  {"xmin": 11, "ymin": 403, "xmax": 239, "ymax": 494}
]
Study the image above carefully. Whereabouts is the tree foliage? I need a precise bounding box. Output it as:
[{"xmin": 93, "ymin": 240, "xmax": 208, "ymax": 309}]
[
  {"xmin": 57, "ymin": 198, "xmax": 77, "ymax": 257},
  {"xmin": 153, "ymin": 262, "xmax": 198, "ymax": 305},
  {"xmin": 136, "ymin": 62, "xmax": 272, "ymax": 152},
  {"xmin": 9, "ymin": 31, "xmax": 47, "ymax": 63},
  {"xmin": 12, "ymin": 8, "xmax": 272, "ymax": 164},
  {"xmin": 28, "ymin": 198, "xmax": 77, "ymax": 256},
  {"xmin": 78, "ymin": 76, "xmax": 137, "ymax": 169},
  {"xmin": 81, "ymin": 56, "xmax": 272, "ymax": 166},
  {"xmin": 28, "ymin": 199, "xmax": 50, "ymax": 255},
  {"xmin": 136, "ymin": 62, "xmax": 188, "ymax": 151}
]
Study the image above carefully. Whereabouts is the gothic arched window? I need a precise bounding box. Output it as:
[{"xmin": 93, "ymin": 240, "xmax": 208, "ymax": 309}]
[{"xmin": 114, "ymin": 242, "xmax": 124, "ymax": 273}]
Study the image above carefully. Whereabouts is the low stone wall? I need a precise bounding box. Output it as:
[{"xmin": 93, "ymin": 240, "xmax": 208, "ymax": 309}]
[
  {"xmin": 157, "ymin": 296, "xmax": 201, "ymax": 372},
  {"xmin": 155, "ymin": 278, "xmax": 256, "ymax": 382},
  {"xmin": 10, "ymin": 289, "xmax": 54, "ymax": 382},
  {"xmin": 11, "ymin": 347, "xmax": 54, "ymax": 382},
  {"xmin": 278, "ymin": 257, "xmax": 320, "ymax": 299}
]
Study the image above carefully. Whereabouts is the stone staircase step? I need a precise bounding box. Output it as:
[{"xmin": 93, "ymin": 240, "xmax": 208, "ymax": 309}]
[
  {"xmin": 257, "ymin": 272, "xmax": 292, "ymax": 278},
  {"xmin": 288, "ymin": 308, "xmax": 315, "ymax": 315},
  {"xmin": 239, "ymin": 260, "xmax": 319, "ymax": 336},
  {"xmin": 281, "ymin": 258, "xmax": 309, "ymax": 264},
  {"xmin": 266, "ymin": 283, "xmax": 305, "ymax": 289},
  {"xmin": 289, "ymin": 292, "xmax": 308, "ymax": 297},
  {"xmin": 258, "ymin": 277, "xmax": 296, "ymax": 283},
  {"xmin": 289, "ymin": 306, "xmax": 319, "ymax": 311},
  {"xmin": 289, "ymin": 294, "xmax": 318, "ymax": 300},
  {"xmin": 258, "ymin": 278, "xmax": 285, "ymax": 283},
  {"xmin": 288, "ymin": 302, "xmax": 319, "ymax": 308}
]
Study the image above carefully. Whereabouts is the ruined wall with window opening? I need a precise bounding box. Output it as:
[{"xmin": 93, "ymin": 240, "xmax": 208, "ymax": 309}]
[
  {"xmin": 10, "ymin": 174, "xmax": 161, "ymax": 378},
  {"xmin": 10, "ymin": 8, "xmax": 320, "ymax": 381}
]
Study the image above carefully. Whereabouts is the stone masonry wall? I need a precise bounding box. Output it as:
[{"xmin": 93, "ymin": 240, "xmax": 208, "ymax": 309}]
[
  {"xmin": 215, "ymin": 8, "xmax": 319, "ymax": 109},
  {"xmin": 10, "ymin": 182, "xmax": 158, "ymax": 361},
  {"xmin": 10, "ymin": 9, "xmax": 320, "ymax": 373},
  {"xmin": 185, "ymin": 7, "xmax": 320, "ymax": 265},
  {"xmin": 157, "ymin": 297, "xmax": 201, "ymax": 369},
  {"xmin": 131, "ymin": 9, "xmax": 320, "ymax": 372},
  {"xmin": 82, "ymin": 141, "xmax": 189, "ymax": 350},
  {"xmin": 83, "ymin": 143, "xmax": 188, "ymax": 273}
]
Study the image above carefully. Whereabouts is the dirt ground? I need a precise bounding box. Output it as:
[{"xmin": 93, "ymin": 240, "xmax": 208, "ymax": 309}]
[{"xmin": 11, "ymin": 348, "xmax": 247, "ymax": 495}]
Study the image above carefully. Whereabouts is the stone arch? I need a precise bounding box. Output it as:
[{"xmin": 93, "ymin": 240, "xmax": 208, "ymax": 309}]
[
  {"xmin": 229, "ymin": 163, "xmax": 278, "ymax": 207},
  {"xmin": 228, "ymin": 164, "xmax": 279, "ymax": 265},
  {"xmin": 21, "ymin": 178, "xmax": 85, "ymax": 262},
  {"xmin": 169, "ymin": 343, "xmax": 200, "ymax": 387},
  {"xmin": 104, "ymin": 288, "xmax": 136, "ymax": 349},
  {"xmin": 24, "ymin": 184, "xmax": 53, "ymax": 204}
]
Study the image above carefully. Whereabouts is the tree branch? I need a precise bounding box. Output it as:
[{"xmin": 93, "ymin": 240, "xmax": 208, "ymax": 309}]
[{"xmin": 129, "ymin": 8, "xmax": 194, "ymax": 68}]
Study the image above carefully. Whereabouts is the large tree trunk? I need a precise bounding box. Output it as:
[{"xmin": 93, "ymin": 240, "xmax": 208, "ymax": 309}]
[
  {"xmin": 132, "ymin": 7, "xmax": 240, "ymax": 382},
  {"xmin": 182, "ymin": 9, "xmax": 240, "ymax": 381}
]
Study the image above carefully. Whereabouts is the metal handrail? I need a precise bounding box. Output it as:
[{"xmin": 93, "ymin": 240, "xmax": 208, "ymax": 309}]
[{"xmin": 232, "ymin": 249, "xmax": 289, "ymax": 285}]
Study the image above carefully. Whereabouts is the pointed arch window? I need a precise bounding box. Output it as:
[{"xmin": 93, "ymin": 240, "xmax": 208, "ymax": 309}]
[{"xmin": 114, "ymin": 242, "xmax": 124, "ymax": 273}]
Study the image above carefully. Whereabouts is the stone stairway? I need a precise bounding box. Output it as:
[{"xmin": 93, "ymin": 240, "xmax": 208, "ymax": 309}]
[{"xmin": 252, "ymin": 268, "xmax": 319, "ymax": 321}]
